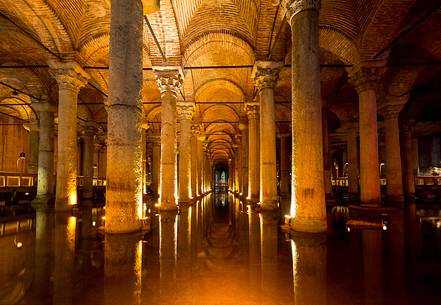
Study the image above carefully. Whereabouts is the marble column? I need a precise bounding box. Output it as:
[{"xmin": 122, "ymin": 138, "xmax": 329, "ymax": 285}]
[
  {"xmin": 49, "ymin": 61, "xmax": 89, "ymax": 210},
  {"xmin": 191, "ymin": 126, "xmax": 199, "ymax": 198},
  {"xmin": 177, "ymin": 103, "xmax": 194, "ymax": 203},
  {"xmin": 93, "ymin": 143, "xmax": 101, "ymax": 178},
  {"xmin": 106, "ymin": 0, "xmax": 143, "ymax": 233},
  {"xmin": 346, "ymin": 121, "xmax": 359, "ymax": 198},
  {"xmin": 234, "ymin": 139, "xmax": 241, "ymax": 192},
  {"xmin": 381, "ymin": 101, "xmax": 405, "ymax": 203},
  {"xmin": 81, "ymin": 126, "xmax": 95, "ymax": 200},
  {"xmin": 253, "ymin": 61, "xmax": 282, "ymax": 210},
  {"xmin": 150, "ymin": 135, "xmax": 161, "ymax": 198},
  {"xmin": 33, "ymin": 101, "xmax": 56, "ymax": 202},
  {"xmin": 27, "ymin": 118, "xmax": 39, "ymax": 174},
  {"xmin": 282, "ymin": 0, "xmax": 326, "ymax": 232},
  {"xmin": 279, "ymin": 133, "xmax": 290, "ymax": 197},
  {"xmin": 239, "ymin": 121, "xmax": 249, "ymax": 197},
  {"xmin": 196, "ymin": 133, "xmax": 205, "ymax": 196},
  {"xmin": 246, "ymin": 104, "xmax": 259, "ymax": 200},
  {"xmin": 348, "ymin": 65, "xmax": 384, "ymax": 207},
  {"xmin": 155, "ymin": 68, "xmax": 183, "ymax": 210}
]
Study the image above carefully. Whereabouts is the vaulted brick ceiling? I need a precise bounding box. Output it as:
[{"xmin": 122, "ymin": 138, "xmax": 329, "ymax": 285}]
[{"xmin": 0, "ymin": 0, "xmax": 440, "ymax": 162}]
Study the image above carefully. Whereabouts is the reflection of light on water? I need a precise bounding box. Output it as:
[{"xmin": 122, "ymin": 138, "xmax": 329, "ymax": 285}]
[
  {"xmin": 135, "ymin": 240, "xmax": 142, "ymax": 302},
  {"xmin": 290, "ymin": 240, "xmax": 298, "ymax": 291},
  {"xmin": 188, "ymin": 206, "xmax": 192, "ymax": 242},
  {"xmin": 67, "ymin": 216, "xmax": 77, "ymax": 251}
]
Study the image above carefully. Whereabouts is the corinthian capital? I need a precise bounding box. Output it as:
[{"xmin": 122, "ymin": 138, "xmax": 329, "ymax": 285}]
[
  {"xmin": 347, "ymin": 64, "xmax": 386, "ymax": 94},
  {"xmin": 281, "ymin": 0, "xmax": 321, "ymax": 22},
  {"xmin": 246, "ymin": 103, "xmax": 259, "ymax": 119},
  {"xmin": 154, "ymin": 67, "xmax": 183, "ymax": 97},
  {"xmin": 252, "ymin": 61, "xmax": 283, "ymax": 91},
  {"xmin": 177, "ymin": 102, "xmax": 194, "ymax": 120},
  {"xmin": 48, "ymin": 60, "xmax": 90, "ymax": 93}
]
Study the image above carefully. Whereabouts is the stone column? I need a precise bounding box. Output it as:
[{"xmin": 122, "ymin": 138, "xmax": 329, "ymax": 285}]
[
  {"xmin": 106, "ymin": 0, "xmax": 143, "ymax": 233},
  {"xmin": 348, "ymin": 65, "xmax": 384, "ymax": 207},
  {"xmin": 191, "ymin": 125, "xmax": 199, "ymax": 198},
  {"xmin": 239, "ymin": 120, "xmax": 249, "ymax": 196},
  {"xmin": 93, "ymin": 143, "xmax": 101, "ymax": 178},
  {"xmin": 81, "ymin": 126, "xmax": 95, "ymax": 200},
  {"xmin": 322, "ymin": 106, "xmax": 332, "ymax": 197},
  {"xmin": 33, "ymin": 101, "xmax": 56, "ymax": 202},
  {"xmin": 279, "ymin": 133, "xmax": 290, "ymax": 197},
  {"xmin": 345, "ymin": 121, "xmax": 359, "ymax": 198},
  {"xmin": 253, "ymin": 61, "xmax": 282, "ymax": 210},
  {"xmin": 49, "ymin": 61, "xmax": 89, "ymax": 210},
  {"xmin": 150, "ymin": 135, "xmax": 161, "ymax": 198},
  {"xmin": 234, "ymin": 139, "xmax": 241, "ymax": 192},
  {"xmin": 27, "ymin": 118, "xmax": 39, "ymax": 174},
  {"xmin": 380, "ymin": 100, "xmax": 406, "ymax": 203},
  {"xmin": 402, "ymin": 123, "xmax": 415, "ymax": 198},
  {"xmin": 155, "ymin": 68, "xmax": 183, "ymax": 210},
  {"xmin": 246, "ymin": 104, "xmax": 259, "ymax": 200},
  {"xmin": 177, "ymin": 103, "xmax": 194, "ymax": 203},
  {"xmin": 282, "ymin": 0, "xmax": 326, "ymax": 232},
  {"xmin": 196, "ymin": 132, "xmax": 205, "ymax": 196}
]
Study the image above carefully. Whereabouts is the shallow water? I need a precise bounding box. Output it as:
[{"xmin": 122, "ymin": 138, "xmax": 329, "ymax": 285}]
[{"xmin": 1, "ymin": 193, "xmax": 440, "ymax": 305}]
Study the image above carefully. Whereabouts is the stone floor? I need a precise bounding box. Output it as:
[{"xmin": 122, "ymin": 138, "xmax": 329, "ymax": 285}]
[{"xmin": 0, "ymin": 192, "xmax": 440, "ymax": 305}]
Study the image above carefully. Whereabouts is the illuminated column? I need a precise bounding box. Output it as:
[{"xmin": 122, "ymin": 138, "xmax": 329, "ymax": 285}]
[
  {"xmin": 345, "ymin": 121, "xmax": 359, "ymax": 198},
  {"xmin": 106, "ymin": 0, "xmax": 143, "ymax": 233},
  {"xmin": 93, "ymin": 143, "xmax": 101, "ymax": 178},
  {"xmin": 150, "ymin": 135, "xmax": 161, "ymax": 198},
  {"xmin": 27, "ymin": 118, "xmax": 39, "ymax": 174},
  {"xmin": 178, "ymin": 103, "xmax": 194, "ymax": 202},
  {"xmin": 191, "ymin": 125, "xmax": 199, "ymax": 197},
  {"xmin": 33, "ymin": 101, "xmax": 56, "ymax": 202},
  {"xmin": 348, "ymin": 64, "xmax": 384, "ymax": 207},
  {"xmin": 177, "ymin": 103, "xmax": 193, "ymax": 202},
  {"xmin": 282, "ymin": 0, "xmax": 326, "ymax": 232},
  {"xmin": 279, "ymin": 133, "xmax": 290, "ymax": 197},
  {"xmin": 380, "ymin": 100, "xmax": 405, "ymax": 202},
  {"xmin": 49, "ymin": 61, "xmax": 89, "ymax": 210},
  {"xmin": 239, "ymin": 121, "xmax": 249, "ymax": 196},
  {"xmin": 155, "ymin": 68, "xmax": 183, "ymax": 210},
  {"xmin": 81, "ymin": 126, "xmax": 95, "ymax": 200},
  {"xmin": 234, "ymin": 138, "xmax": 241, "ymax": 192},
  {"xmin": 253, "ymin": 61, "xmax": 282, "ymax": 209},
  {"xmin": 196, "ymin": 132, "xmax": 205, "ymax": 195},
  {"xmin": 246, "ymin": 104, "xmax": 259, "ymax": 200}
]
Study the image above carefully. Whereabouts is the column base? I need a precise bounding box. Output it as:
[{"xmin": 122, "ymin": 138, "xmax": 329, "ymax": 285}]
[
  {"xmin": 259, "ymin": 199, "xmax": 279, "ymax": 211},
  {"xmin": 290, "ymin": 215, "xmax": 327, "ymax": 233},
  {"xmin": 385, "ymin": 194, "xmax": 404, "ymax": 205},
  {"xmin": 32, "ymin": 194, "xmax": 54, "ymax": 207},
  {"xmin": 159, "ymin": 205, "xmax": 178, "ymax": 212},
  {"xmin": 105, "ymin": 220, "xmax": 143, "ymax": 234}
]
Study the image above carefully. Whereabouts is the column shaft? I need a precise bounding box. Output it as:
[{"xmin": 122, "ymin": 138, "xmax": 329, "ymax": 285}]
[
  {"xmin": 50, "ymin": 62, "xmax": 89, "ymax": 210},
  {"xmin": 347, "ymin": 123, "xmax": 359, "ymax": 196},
  {"xmin": 82, "ymin": 129, "xmax": 94, "ymax": 199},
  {"xmin": 178, "ymin": 105, "xmax": 193, "ymax": 202},
  {"xmin": 152, "ymin": 139, "xmax": 161, "ymax": 197},
  {"xmin": 247, "ymin": 105, "xmax": 259, "ymax": 200},
  {"xmin": 28, "ymin": 120, "xmax": 39, "ymax": 174},
  {"xmin": 106, "ymin": 0, "xmax": 143, "ymax": 233},
  {"xmin": 155, "ymin": 68, "xmax": 183, "ymax": 210},
  {"xmin": 284, "ymin": 0, "xmax": 326, "ymax": 232},
  {"xmin": 240, "ymin": 124, "xmax": 249, "ymax": 196},
  {"xmin": 384, "ymin": 114, "xmax": 403, "ymax": 202},
  {"xmin": 34, "ymin": 105, "xmax": 55, "ymax": 201},
  {"xmin": 190, "ymin": 129, "xmax": 198, "ymax": 197},
  {"xmin": 280, "ymin": 135, "xmax": 290, "ymax": 196},
  {"xmin": 358, "ymin": 89, "xmax": 381, "ymax": 206}
]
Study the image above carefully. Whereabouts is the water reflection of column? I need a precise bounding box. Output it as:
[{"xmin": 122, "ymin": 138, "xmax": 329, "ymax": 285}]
[
  {"xmin": 248, "ymin": 211, "xmax": 261, "ymax": 292},
  {"xmin": 33, "ymin": 209, "xmax": 53, "ymax": 303},
  {"xmin": 53, "ymin": 214, "xmax": 77, "ymax": 305},
  {"xmin": 260, "ymin": 212, "xmax": 279, "ymax": 303},
  {"xmin": 104, "ymin": 234, "xmax": 142, "ymax": 305},
  {"xmin": 177, "ymin": 206, "xmax": 193, "ymax": 301},
  {"xmin": 387, "ymin": 210, "xmax": 405, "ymax": 301},
  {"xmin": 291, "ymin": 234, "xmax": 327, "ymax": 305},
  {"xmin": 159, "ymin": 212, "xmax": 177, "ymax": 302},
  {"xmin": 362, "ymin": 230, "xmax": 384, "ymax": 305}
]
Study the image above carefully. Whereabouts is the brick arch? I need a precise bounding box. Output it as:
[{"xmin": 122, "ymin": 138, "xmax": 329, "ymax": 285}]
[{"xmin": 319, "ymin": 27, "xmax": 361, "ymax": 66}]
